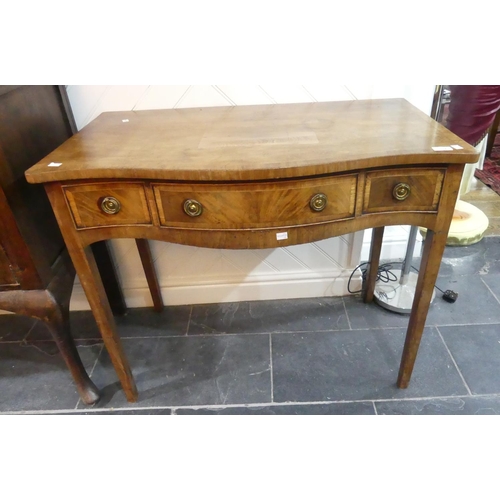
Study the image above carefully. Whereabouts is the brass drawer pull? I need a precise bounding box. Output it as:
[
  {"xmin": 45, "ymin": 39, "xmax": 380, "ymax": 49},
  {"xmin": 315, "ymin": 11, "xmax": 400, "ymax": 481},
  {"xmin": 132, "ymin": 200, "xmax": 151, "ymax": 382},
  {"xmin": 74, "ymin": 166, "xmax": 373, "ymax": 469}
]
[
  {"xmin": 100, "ymin": 196, "xmax": 121, "ymax": 214},
  {"xmin": 393, "ymin": 183, "xmax": 411, "ymax": 201},
  {"xmin": 183, "ymin": 199, "xmax": 203, "ymax": 217},
  {"xmin": 310, "ymin": 193, "xmax": 328, "ymax": 212}
]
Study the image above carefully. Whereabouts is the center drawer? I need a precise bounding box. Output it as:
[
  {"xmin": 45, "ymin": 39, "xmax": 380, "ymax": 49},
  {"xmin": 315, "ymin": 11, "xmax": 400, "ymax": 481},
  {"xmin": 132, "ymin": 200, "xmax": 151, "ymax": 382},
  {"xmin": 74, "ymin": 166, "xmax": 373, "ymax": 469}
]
[{"xmin": 153, "ymin": 174, "xmax": 357, "ymax": 229}]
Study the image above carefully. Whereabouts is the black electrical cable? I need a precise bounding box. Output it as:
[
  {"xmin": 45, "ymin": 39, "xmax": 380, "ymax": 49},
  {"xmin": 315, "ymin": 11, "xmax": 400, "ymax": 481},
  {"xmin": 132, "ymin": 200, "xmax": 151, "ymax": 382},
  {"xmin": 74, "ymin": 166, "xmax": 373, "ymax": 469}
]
[
  {"xmin": 347, "ymin": 262, "xmax": 369, "ymax": 293},
  {"xmin": 347, "ymin": 261, "xmax": 404, "ymax": 294}
]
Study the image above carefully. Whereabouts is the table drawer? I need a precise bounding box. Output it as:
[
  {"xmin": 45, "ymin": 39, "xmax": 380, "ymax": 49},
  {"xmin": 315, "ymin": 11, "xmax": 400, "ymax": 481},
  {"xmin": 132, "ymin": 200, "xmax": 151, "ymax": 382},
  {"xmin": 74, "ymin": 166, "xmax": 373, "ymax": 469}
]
[
  {"xmin": 153, "ymin": 174, "xmax": 357, "ymax": 229},
  {"xmin": 64, "ymin": 182, "xmax": 152, "ymax": 228},
  {"xmin": 363, "ymin": 168, "xmax": 445, "ymax": 214}
]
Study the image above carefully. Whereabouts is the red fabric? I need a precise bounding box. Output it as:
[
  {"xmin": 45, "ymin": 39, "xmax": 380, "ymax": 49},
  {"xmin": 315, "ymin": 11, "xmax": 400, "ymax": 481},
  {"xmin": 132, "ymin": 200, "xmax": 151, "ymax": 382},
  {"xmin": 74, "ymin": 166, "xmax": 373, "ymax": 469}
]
[
  {"xmin": 475, "ymin": 123, "xmax": 500, "ymax": 194},
  {"xmin": 445, "ymin": 85, "xmax": 500, "ymax": 146}
]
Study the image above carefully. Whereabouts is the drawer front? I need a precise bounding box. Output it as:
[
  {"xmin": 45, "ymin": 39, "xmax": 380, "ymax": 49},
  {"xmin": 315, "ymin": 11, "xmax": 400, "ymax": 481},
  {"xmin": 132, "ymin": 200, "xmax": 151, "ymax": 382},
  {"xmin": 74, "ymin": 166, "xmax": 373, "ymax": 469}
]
[
  {"xmin": 363, "ymin": 168, "xmax": 445, "ymax": 214},
  {"xmin": 64, "ymin": 183, "xmax": 151, "ymax": 228},
  {"xmin": 153, "ymin": 175, "xmax": 357, "ymax": 229}
]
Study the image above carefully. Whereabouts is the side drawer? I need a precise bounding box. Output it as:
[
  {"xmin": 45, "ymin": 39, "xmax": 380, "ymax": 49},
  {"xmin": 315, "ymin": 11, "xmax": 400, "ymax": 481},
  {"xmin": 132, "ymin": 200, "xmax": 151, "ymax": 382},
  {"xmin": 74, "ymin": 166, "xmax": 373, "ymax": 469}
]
[
  {"xmin": 64, "ymin": 182, "xmax": 152, "ymax": 228},
  {"xmin": 363, "ymin": 168, "xmax": 445, "ymax": 214},
  {"xmin": 153, "ymin": 174, "xmax": 358, "ymax": 229}
]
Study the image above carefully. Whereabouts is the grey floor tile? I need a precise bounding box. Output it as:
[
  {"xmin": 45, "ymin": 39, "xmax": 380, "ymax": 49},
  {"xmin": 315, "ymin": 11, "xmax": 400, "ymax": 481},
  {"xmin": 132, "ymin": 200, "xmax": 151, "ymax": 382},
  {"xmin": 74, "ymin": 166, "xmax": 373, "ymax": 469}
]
[
  {"xmin": 188, "ymin": 297, "xmax": 349, "ymax": 335},
  {"xmin": 26, "ymin": 311, "xmax": 101, "ymax": 342},
  {"xmin": 7, "ymin": 237, "xmax": 500, "ymax": 414},
  {"xmin": 439, "ymin": 324, "xmax": 500, "ymax": 394},
  {"xmin": 439, "ymin": 237, "xmax": 500, "ymax": 277},
  {"xmin": 343, "ymin": 296, "xmax": 410, "ymax": 330},
  {"xmin": 272, "ymin": 327, "xmax": 467, "ymax": 403},
  {"xmin": 115, "ymin": 306, "xmax": 191, "ymax": 338},
  {"xmin": 479, "ymin": 274, "xmax": 500, "ymax": 301},
  {"xmin": 376, "ymin": 396, "xmax": 500, "ymax": 415},
  {"xmin": 345, "ymin": 275, "xmax": 500, "ymax": 330},
  {"xmin": 0, "ymin": 341, "xmax": 102, "ymax": 412},
  {"xmin": 425, "ymin": 275, "xmax": 500, "ymax": 326},
  {"xmin": 83, "ymin": 334, "xmax": 272, "ymax": 409},
  {"xmin": 45, "ymin": 408, "xmax": 172, "ymax": 415},
  {"xmin": 0, "ymin": 314, "xmax": 36, "ymax": 342},
  {"xmin": 177, "ymin": 402, "xmax": 375, "ymax": 415},
  {"xmin": 412, "ymin": 237, "xmax": 500, "ymax": 278},
  {"xmin": 27, "ymin": 306, "xmax": 191, "ymax": 342}
]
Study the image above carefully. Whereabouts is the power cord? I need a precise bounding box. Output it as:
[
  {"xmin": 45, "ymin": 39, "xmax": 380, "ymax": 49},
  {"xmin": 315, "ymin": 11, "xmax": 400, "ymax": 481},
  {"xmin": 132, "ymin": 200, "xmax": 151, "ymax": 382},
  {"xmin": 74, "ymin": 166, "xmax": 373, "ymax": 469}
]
[
  {"xmin": 410, "ymin": 265, "xmax": 459, "ymax": 303},
  {"xmin": 348, "ymin": 261, "xmax": 458, "ymax": 303},
  {"xmin": 347, "ymin": 261, "xmax": 401, "ymax": 293}
]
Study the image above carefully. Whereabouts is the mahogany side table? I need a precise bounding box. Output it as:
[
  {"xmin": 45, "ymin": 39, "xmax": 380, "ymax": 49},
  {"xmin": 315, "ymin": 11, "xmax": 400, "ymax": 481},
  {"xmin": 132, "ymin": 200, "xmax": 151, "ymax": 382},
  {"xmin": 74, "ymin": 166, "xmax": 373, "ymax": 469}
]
[{"xmin": 25, "ymin": 99, "xmax": 479, "ymax": 402}]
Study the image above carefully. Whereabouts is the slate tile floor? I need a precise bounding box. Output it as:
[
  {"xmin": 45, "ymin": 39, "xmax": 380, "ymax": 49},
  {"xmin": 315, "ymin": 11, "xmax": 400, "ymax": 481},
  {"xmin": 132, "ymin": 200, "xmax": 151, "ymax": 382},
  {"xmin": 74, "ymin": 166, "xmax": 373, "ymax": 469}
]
[{"xmin": 2, "ymin": 236, "xmax": 500, "ymax": 415}]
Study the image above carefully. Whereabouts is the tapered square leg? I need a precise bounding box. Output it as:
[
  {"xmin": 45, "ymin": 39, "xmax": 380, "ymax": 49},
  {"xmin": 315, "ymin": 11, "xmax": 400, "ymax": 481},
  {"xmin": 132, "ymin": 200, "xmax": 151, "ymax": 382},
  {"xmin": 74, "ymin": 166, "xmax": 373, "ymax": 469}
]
[
  {"xmin": 397, "ymin": 229, "xmax": 447, "ymax": 388},
  {"xmin": 364, "ymin": 227, "xmax": 384, "ymax": 303}
]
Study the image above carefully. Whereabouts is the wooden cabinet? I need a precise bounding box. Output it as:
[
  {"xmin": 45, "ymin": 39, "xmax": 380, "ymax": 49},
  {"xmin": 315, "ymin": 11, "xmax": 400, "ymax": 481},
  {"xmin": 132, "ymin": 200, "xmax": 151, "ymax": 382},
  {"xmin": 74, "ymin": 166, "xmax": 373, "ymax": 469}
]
[
  {"xmin": 0, "ymin": 86, "xmax": 68, "ymax": 290},
  {"xmin": 0, "ymin": 85, "xmax": 144, "ymax": 405}
]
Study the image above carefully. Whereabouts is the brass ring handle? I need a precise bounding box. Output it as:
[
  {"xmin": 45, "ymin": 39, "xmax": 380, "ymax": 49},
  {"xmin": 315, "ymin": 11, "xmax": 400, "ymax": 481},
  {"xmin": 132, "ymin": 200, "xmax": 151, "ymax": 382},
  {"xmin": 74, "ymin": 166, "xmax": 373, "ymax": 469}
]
[
  {"xmin": 310, "ymin": 193, "xmax": 328, "ymax": 212},
  {"xmin": 100, "ymin": 196, "xmax": 121, "ymax": 215},
  {"xmin": 393, "ymin": 183, "xmax": 411, "ymax": 201},
  {"xmin": 183, "ymin": 199, "xmax": 203, "ymax": 217}
]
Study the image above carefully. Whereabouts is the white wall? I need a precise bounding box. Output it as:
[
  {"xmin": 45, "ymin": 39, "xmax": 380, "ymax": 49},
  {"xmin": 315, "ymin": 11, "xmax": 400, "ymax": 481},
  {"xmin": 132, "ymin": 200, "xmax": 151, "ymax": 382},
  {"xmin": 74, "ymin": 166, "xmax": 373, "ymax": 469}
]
[{"xmin": 67, "ymin": 85, "xmax": 435, "ymax": 310}]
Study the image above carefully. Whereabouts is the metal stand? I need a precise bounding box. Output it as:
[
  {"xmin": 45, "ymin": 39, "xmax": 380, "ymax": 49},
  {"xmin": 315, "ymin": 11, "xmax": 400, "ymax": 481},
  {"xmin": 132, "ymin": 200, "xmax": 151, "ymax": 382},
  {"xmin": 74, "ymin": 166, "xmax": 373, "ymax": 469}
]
[{"xmin": 373, "ymin": 226, "xmax": 436, "ymax": 314}]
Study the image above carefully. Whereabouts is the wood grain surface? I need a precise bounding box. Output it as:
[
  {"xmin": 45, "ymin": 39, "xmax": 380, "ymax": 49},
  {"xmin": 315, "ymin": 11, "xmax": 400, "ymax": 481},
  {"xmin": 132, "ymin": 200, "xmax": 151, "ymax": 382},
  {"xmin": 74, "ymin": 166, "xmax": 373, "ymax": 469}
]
[{"xmin": 25, "ymin": 99, "xmax": 479, "ymax": 184}]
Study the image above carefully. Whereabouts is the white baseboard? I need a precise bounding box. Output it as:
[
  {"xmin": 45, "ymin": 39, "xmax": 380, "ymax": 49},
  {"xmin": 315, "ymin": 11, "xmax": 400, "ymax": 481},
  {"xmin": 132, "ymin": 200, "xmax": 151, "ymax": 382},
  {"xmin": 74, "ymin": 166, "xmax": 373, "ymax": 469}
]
[{"xmin": 69, "ymin": 269, "xmax": 363, "ymax": 310}]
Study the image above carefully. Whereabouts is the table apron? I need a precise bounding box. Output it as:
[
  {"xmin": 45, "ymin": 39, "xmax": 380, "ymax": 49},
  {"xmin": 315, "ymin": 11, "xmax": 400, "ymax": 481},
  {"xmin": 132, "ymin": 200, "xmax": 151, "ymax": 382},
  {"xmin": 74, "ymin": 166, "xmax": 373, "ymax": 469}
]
[{"xmin": 71, "ymin": 210, "xmax": 440, "ymax": 249}]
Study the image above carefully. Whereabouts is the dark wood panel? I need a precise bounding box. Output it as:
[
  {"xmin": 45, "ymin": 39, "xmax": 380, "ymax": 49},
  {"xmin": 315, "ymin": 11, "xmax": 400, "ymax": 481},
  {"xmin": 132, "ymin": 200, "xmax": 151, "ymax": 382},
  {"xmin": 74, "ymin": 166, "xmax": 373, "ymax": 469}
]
[
  {"xmin": 91, "ymin": 241, "xmax": 127, "ymax": 315},
  {"xmin": 0, "ymin": 174, "xmax": 39, "ymax": 289},
  {"xmin": 0, "ymin": 85, "xmax": 72, "ymax": 286},
  {"xmin": 0, "ymin": 86, "xmax": 25, "ymax": 97},
  {"xmin": 0, "ymin": 243, "xmax": 17, "ymax": 286}
]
